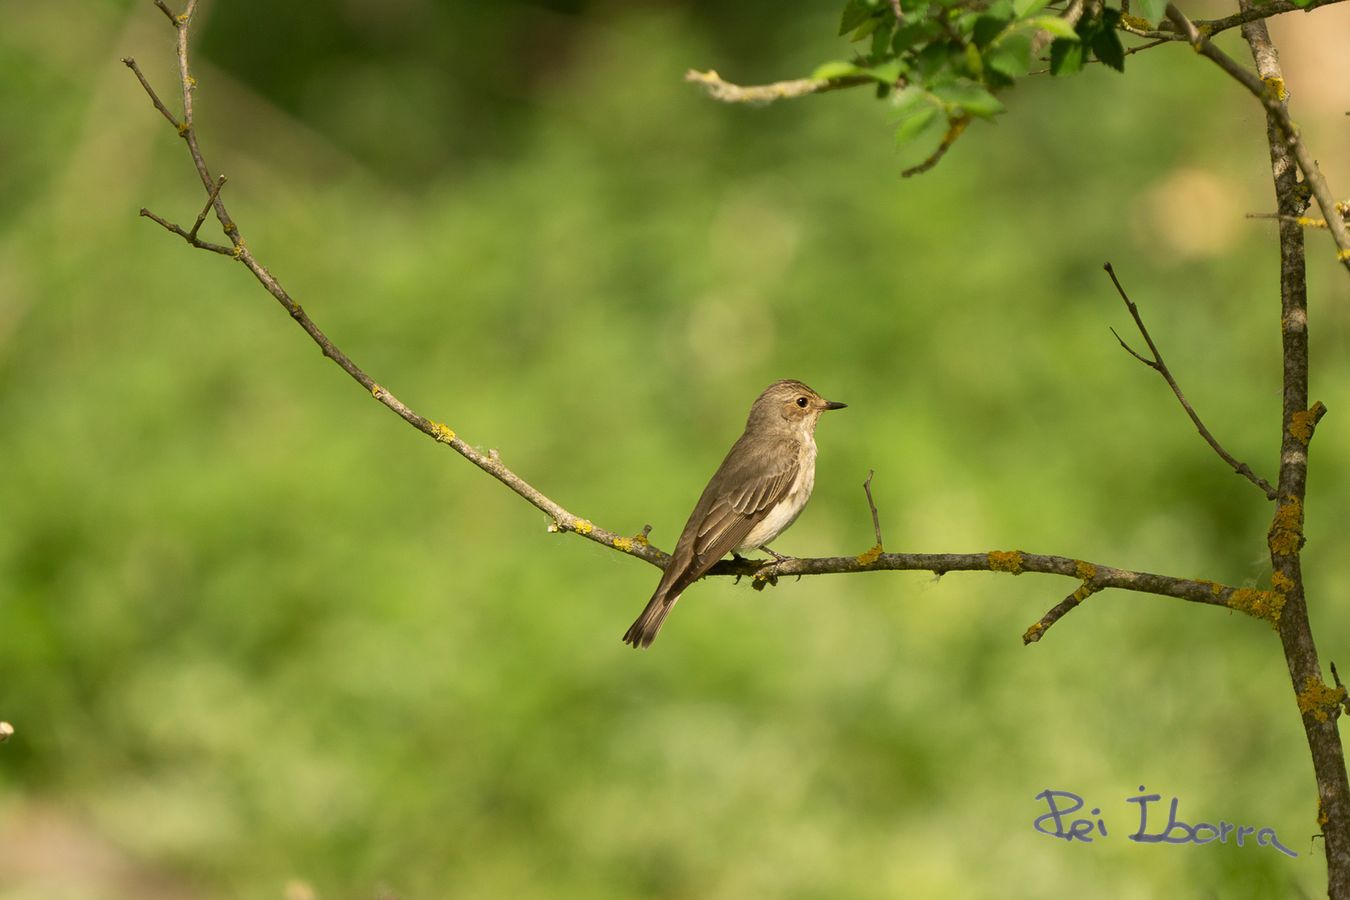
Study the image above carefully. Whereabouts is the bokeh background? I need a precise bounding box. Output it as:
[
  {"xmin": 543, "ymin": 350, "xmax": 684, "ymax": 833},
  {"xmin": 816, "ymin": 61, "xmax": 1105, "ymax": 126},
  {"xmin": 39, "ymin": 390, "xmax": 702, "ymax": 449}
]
[{"xmin": 4, "ymin": 0, "xmax": 1350, "ymax": 897}]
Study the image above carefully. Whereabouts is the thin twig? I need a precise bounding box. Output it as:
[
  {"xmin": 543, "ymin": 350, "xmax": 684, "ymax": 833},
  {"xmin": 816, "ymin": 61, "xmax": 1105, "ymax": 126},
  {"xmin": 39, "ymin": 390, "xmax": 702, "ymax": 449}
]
[
  {"xmin": 684, "ymin": 69, "xmax": 871, "ymax": 104},
  {"xmin": 1023, "ymin": 579, "xmax": 1101, "ymax": 644},
  {"xmin": 901, "ymin": 115, "xmax": 969, "ymax": 178},
  {"xmin": 188, "ymin": 175, "xmax": 227, "ymax": 242},
  {"xmin": 863, "ymin": 469, "xmax": 884, "ymax": 549},
  {"xmin": 120, "ymin": 58, "xmax": 181, "ymax": 130},
  {"xmin": 138, "ymin": 207, "xmax": 235, "ymax": 255},
  {"xmin": 153, "ymin": 0, "xmax": 177, "ymax": 25},
  {"xmin": 1104, "ymin": 262, "xmax": 1278, "ymax": 499},
  {"xmin": 890, "ymin": 0, "xmax": 904, "ymax": 20},
  {"xmin": 1165, "ymin": 4, "xmax": 1350, "ymax": 273}
]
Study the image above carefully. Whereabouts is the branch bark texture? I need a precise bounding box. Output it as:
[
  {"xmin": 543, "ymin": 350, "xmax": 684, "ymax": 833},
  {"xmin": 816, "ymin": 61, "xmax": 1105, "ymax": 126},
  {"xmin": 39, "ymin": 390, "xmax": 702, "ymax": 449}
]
[{"xmin": 1236, "ymin": 6, "xmax": 1350, "ymax": 896}]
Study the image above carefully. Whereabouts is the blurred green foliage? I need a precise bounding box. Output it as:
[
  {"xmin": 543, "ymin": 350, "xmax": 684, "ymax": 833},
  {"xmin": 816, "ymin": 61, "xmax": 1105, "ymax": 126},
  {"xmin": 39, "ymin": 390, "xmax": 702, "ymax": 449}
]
[{"xmin": 2, "ymin": 1, "xmax": 1350, "ymax": 898}]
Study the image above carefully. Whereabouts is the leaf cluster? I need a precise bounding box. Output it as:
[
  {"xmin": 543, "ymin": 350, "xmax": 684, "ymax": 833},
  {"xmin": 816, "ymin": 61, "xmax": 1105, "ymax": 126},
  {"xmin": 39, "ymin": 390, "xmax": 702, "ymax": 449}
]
[{"xmin": 818, "ymin": 0, "xmax": 1147, "ymax": 156}]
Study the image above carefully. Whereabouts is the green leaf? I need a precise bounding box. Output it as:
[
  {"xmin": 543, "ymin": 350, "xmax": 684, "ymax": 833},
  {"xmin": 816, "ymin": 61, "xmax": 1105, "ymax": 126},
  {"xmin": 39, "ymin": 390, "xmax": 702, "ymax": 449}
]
[
  {"xmin": 973, "ymin": 14, "xmax": 1013, "ymax": 48},
  {"xmin": 892, "ymin": 19, "xmax": 941, "ymax": 53},
  {"xmin": 864, "ymin": 59, "xmax": 907, "ymax": 83},
  {"xmin": 1013, "ymin": 0, "xmax": 1051, "ymax": 16},
  {"xmin": 985, "ymin": 32, "xmax": 1033, "ymax": 78},
  {"xmin": 871, "ymin": 16, "xmax": 897, "ymax": 57},
  {"xmin": 1091, "ymin": 9, "xmax": 1126, "ymax": 72},
  {"xmin": 895, "ymin": 105, "xmax": 941, "ymax": 146},
  {"xmin": 1025, "ymin": 15, "xmax": 1079, "ymax": 39},
  {"xmin": 914, "ymin": 41, "xmax": 955, "ymax": 80},
  {"xmin": 812, "ymin": 60, "xmax": 864, "ymax": 80},
  {"xmin": 850, "ymin": 17, "xmax": 881, "ymax": 42},
  {"xmin": 1136, "ymin": 0, "xmax": 1169, "ymax": 27},
  {"xmin": 931, "ymin": 80, "xmax": 1005, "ymax": 118},
  {"xmin": 1049, "ymin": 36, "xmax": 1084, "ymax": 75},
  {"xmin": 839, "ymin": 0, "xmax": 876, "ymax": 36}
]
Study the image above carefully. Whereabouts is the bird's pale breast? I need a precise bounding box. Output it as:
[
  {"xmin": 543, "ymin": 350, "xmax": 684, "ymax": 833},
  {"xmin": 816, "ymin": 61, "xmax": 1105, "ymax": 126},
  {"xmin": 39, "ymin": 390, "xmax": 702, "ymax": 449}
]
[{"xmin": 738, "ymin": 436, "xmax": 816, "ymax": 550}]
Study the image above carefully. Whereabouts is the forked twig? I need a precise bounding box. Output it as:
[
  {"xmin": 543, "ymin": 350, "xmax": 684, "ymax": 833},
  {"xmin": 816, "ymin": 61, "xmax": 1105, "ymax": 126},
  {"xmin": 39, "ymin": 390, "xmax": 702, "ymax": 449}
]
[{"xmin": 1104, "ymin": 262, "xmax": 1278, "ymax": 500}]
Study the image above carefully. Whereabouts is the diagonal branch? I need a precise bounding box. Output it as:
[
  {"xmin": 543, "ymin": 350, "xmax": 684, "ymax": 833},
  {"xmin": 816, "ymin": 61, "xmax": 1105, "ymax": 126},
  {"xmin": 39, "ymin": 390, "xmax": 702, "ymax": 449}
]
[
  {"xmin": 1164, "ymin": 3, "xmax": 1350, "ymax": 274},
  {"xmin": 125, "ymin": 3, "xmax": 1288, "ymax": 649},
  {"xmin": 1103, "ymin": 262, "xmax": 1278, "ymax": 500}
]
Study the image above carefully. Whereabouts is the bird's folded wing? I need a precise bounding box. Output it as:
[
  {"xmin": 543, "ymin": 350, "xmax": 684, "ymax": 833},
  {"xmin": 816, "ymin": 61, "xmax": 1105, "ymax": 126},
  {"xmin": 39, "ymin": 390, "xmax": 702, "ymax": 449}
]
[{"xmin": 690, "ymin": 441, "xmax": 799, "ymax": 567}]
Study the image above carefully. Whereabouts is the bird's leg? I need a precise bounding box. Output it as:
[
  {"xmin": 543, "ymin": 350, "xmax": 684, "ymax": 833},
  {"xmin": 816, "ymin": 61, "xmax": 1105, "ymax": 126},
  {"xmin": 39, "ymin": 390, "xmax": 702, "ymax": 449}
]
[{"xmin": 752, "ymin": 544, "xmax": 795, "ymax": 589}]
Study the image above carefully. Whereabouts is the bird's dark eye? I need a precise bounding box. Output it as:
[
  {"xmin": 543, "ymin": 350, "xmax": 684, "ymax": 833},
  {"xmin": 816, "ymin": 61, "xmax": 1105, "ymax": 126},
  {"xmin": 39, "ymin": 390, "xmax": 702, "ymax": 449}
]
[{"xmin": 796, "ymin": 397, "xmax": 808, "ymax": 408}]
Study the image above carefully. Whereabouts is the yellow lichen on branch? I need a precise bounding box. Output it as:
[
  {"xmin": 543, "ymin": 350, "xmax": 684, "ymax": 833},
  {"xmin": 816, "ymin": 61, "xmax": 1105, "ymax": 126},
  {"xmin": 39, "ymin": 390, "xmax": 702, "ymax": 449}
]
[
  {"xmin": 1297, "ymin": 676, "xmax": 1347, "ymax": 723},
  {"xmin": 988, "ymin": 550, "xmax": 1025, "ymax": 574},
  {"xmin": 856, "ymin": 544, "xmax": 883, "ymax": 566},
  {"xmin": 612, "ymin": 536, "xmax": 634, "ymax": 553},
  {"xmin": 1269, "ymin": 499, "xmax": 1304, "ymax": 556},
  {"xmin": 1075, "ymin": 560, "xmax": 1097, "ymax": 581},
  {"xmin": 1290, "ymin": 408, "xmax": 1318, "ymax": 443},
  {"xmin": 1228, "ymin": 587, "xmax": 1285, "ymax": 625},
  {"xmin": 431, "ymin": 422, "xmax": 456, "ymax": 443},
  {"xmin": 573, "ymin": 519, "xmax": 594, "ymax": 535}
]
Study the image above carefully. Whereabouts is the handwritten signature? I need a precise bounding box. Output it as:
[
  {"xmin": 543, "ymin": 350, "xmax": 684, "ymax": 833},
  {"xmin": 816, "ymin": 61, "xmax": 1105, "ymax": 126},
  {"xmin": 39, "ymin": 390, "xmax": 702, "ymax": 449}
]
[{"xmin": 1032, "ymin": 787, "xmax": 1297, "ymax": 858}]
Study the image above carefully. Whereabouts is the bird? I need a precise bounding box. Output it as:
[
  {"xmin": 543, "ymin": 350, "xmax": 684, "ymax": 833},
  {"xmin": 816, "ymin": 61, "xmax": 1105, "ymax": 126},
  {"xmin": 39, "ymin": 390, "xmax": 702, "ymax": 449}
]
[{"xmin": 622, "ymin": 379, "xmax": 846, "ymax": 648}]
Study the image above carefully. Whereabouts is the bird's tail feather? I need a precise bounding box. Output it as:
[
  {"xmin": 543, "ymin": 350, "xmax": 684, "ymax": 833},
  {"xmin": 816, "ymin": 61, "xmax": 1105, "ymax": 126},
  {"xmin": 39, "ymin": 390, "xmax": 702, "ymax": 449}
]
[{"xmin": 622, "ymin": 589, "xmax": 680, "ymax": 648}]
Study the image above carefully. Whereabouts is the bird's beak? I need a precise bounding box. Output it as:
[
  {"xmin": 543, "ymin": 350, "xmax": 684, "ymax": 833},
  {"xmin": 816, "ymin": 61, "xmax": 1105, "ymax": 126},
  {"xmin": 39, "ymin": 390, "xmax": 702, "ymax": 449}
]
[{"xmin": 823, "ymin": 400, "xmax": 848, "ymax": 410}]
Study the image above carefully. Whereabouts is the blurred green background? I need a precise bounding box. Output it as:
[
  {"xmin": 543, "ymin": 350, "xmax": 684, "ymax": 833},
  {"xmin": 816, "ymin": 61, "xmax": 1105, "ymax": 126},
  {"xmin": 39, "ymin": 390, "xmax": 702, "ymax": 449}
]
[{"xmin": 3, "ymin": 0, "xmax": 1350, "ymax": 897}]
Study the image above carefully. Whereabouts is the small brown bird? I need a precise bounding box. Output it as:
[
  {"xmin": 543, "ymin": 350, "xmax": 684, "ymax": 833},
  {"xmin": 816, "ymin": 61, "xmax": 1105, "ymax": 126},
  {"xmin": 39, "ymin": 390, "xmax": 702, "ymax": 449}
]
[{"xmin": 623, "ymin": 379, "xmax": 846, "ymax": 648}]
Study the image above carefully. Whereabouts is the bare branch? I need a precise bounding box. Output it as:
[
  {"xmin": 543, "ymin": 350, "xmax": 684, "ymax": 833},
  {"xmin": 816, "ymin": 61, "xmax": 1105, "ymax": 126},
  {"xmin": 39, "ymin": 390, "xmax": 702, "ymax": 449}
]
[
  {"xmin": 1164, "ymin": 3, "xmax": 1350, "ymax": 273},
  {"xmin": 120, "ymin": 57, "xmax": 181, "ymax": 131},
  {"xmin": 188, "ymin": 174, "xmax": 227, "ymax": 242},
  {"xmin": 901, "ymin": 116, "xmax": 969, "ymax": 178},
  {"xmin": 1104, "ymin": 262, "xmax": 1278, "ymax": 500},
  {"xmin": 863, "ymin": 470, "xmax": 884, "ymax": 550},
  {"xmin": 1023, "ymin": 578, "xmax": 1100, "ymax": 644},
  {"xmin": 138, "ymin": 207, "xmax": 235, "ymax": 255},
  {"xmin": 684, "ymin": 69, "xmax": 871, "ymax": 105}
]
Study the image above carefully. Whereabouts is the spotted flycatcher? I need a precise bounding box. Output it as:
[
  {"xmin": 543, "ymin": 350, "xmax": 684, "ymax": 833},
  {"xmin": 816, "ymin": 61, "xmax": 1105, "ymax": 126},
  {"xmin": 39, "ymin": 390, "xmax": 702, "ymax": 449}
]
[{"xmin": 622, "ymin": 379, "xmax": 846, "ymax": 648}]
